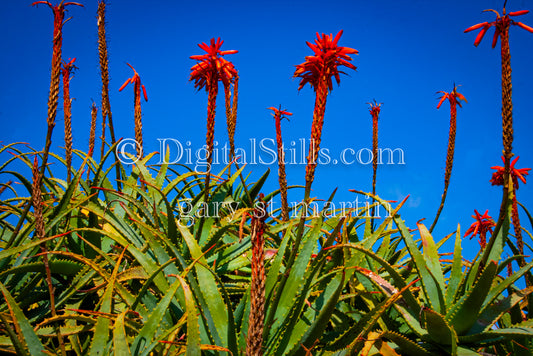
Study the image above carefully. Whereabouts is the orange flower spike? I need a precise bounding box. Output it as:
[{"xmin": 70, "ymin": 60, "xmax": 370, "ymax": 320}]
[
  {"xmin": 295, "ymin": 30, "xmax": 357, "ymax": 201},
  {"xmin": 119, "ymin": 63, "xmax": 147, "ymax": 158},
  {"xmin": 436, "ymin": 86, "xmax": 467, "ymax": 110},
  {"xmin": 369, "ymin": 101, "xmax": 381, "ymax": 116},
  {"xmin": 119, "ymin": 63, "xmax": 148, "ymax": 101},
  {"xmin": 189, "ymin": 38, "xmax": 238, "ymax": 204},
  {"xmin": 32, "ymin": 1, "xmax": 84, "ymax": 9},
  {"xmin": 32, "ymin": 1, "xmax": 84, "ymax": 29},
  {"xmin": 294, "ymin": 30, "xmax": 358, "ymax": 92},
  {"xmin": 189, "ymin": 37, "xmax": 238, "ymax": 90},
  {"xmin": 268, "ymin": 107, "xmax": 293, "ymax": 120},
  {"xmin": 62, "ymin": 57, "xmax": 76, "ymax": 68},
  {"xmin": 61, "ymin": 58, "xmax": 77, "ymax": 79}
]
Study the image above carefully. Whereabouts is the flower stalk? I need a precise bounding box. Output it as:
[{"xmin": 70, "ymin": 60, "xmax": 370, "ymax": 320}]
[
  {"xmin": 430, "ymin": 85, "xmax": 466, "ymax": 233},
  {"xmin": 268, "ymin": 106, "xmax": 292, "ymax": 221},
  {"xmin": 7, "ymin": 1, "xmax": 81, "ymax": 249},
  {"xmin": 294, "ymin": 30, "xmax": 358, "ymax": 202},
  {"xmin": 61, "ymin": 57, "xmax": 76, "ymax": 183},
  {"xmin": 368, "ymin": 100, "xmax": 381, "ymax": 230},
  {"xmin": 97, "ymin": 0, "xmax": 121, "ymax": 189},
  {"xmin": 88, "ymin": 102, "xmax": 97, "ymax": 179},
  {"xmin": 246, "ymin": 194, "xmax": 268, "ymax": 356},
  {"xmin": 32, "ymin": 155, "xmax": 65, "ymax": 355},
  {"xmin": 225, "ymin": 74, "xmax": 239, "ymax": 162},
  {"xmin": 190, "ymin": 38, "xmax": 238, "ymax": 202},
  {"xmin": 465, "ymin": 7, "xmax": 533, "ymax": 222},
  {"xmin": 119, "ymin": 63, "xmax": 148, "ymax": 159},
  {"xmin": 32, "ymin": 0, "xmax": 82, "ymax": 176}
]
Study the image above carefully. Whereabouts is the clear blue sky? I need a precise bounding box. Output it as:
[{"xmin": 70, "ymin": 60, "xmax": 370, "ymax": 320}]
[{"xmin": 1, "ymin": 0, "xmax": 533, "ymax": 257}]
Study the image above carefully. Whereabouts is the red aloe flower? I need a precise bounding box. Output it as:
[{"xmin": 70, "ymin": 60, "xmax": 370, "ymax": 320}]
[
  {"xmin": 464, "ymin": 9, "xmax": 533, "ymax": 48},
  {"xmin": 119, "ymin": 63, "xmax": 148, "ymax": 158},
  {"xmin": 294, "ymin": 30, "xmax": 358, "ymax": 200},
  {"xmin": 190, "ymin": 38, "xmax": 238, "ymax": 91},
  {"xmin": 464, "ymin": 209, "xmax": 496, "ymax": 249},
  {"xmin": 490, "ymin": 155, "xmax": 530, "ymax": 189},
  {"xmin": 268, "ymin": 106, "xmax": 293, "ymax": 221},
  {"xmin": 430, "ymin": 85, "xmax": 467, "ymax": 233},
  {"xmin": 190, "ymin": 38, "xmax": 238, "ymax": 201}
]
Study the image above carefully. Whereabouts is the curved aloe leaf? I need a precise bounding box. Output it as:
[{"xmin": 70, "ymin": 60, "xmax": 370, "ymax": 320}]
[
  {"xmin": 446, "ymin": 260, "xmax": 498, "ymax": 336},
  {"xmin": 177, "ymin": 224, "xmax": 228, "ymax": 347},
  {"xmin": 422, "ymin": 308, "xmax": 457, "ymax": 352},
  {"xmin": 113, "ymin": 311, "xmax": 132, "ymax": 356},
  {"xmin": 381, "ymin": 331, "xmax": 432, "ymax": 356},
  {"xmin": 0, "ymin": 282, "xmax": 47, "ymax": 356},
  {"xmin": 177, "ymin": 275, "xmax": 202, "ymax": 356},
  {"xmin": 130, "ymin": 278, "xmax": 182, "ymax": 356},
  {"xmin": 88, "ymin": 247, "xmax": 127, "ymax": 356}
]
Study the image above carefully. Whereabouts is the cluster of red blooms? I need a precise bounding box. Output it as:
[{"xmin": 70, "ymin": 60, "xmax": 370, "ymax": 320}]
[
  {"xmin": 464, "ymin": 9, "xmax": 533, "ymax": 47},
  {"xmin": 189, "ymin": 37, "xmax": 238, "ymax": 90},
  {"xmin": 293, "ymin": 30, "xmax": 358, "ymax": 92}
]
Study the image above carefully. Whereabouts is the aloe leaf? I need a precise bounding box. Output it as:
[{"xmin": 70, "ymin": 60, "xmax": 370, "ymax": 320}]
[
  {"xmin": 417, "ymin": 222, "xmax": 446, "ymax": 300},
  {"xmin": 0, "ymin": 171, "xmax": 33, "ymax": 197},
  {"xmin": 91, "ymin": 141, "xmax": 122, "ymax": 191},
  {"xmin": 177, "ymin": 224, "xmax": 228, "ymax": 347},
  {"xmin": 445, "ymin": 225, "xmax": 464, "ymax": 307},
  {"xmin": 395, "ymin": 214, "xmax": 445, "ymax": 314},
  {"xmin": 174, "ymin": 276, "xmax": 201, "ymax": 356},
  {"xmin": 113, "ymin": 311, "xmax": 132, "ymax": 356},
  {"xmin": 130, "ymin": 258, "xmax": 177, "ymax": 311},
  {"xmin": 130, "ymin": 278, "xmax": 182, "ymax": 356},
  {"xmin": 291, "ymin": 271, "xmax": 345, "ymax": 356},
  {"xmin": 341, "ymin": 244, "xmax": 421, "ymax": 314},
  {"xmin": 266, "ymin": 218, "xmax": 323, "ymax": 344},
  {"xmin": 0, "ymin": 282, "xmax": 47, "ymax": 356},
  {"xmin": 263, "ymin": 223, "xmax": 292, "ymax": 331},
  {"xmin": 455, "ymin": 346, "xmax": 483, "ymax": 355},
  {"xmin": 327, "ymin": 281, "xmax": 414, "ymax": 352},
  {"xmin": 446, "ymin": 260, "xmax": 498, "ymax": 335},
  {"xmin": 88, "ymin": 247, "xmax": 127, "ymax": 356},
  {"xmin": 481, "ymin": 196, "xmax": 511, "ymax": 267},
  {"xmin": 471, "ymin": 287, "xmax": 533, "ymax": 334},
  {"xmin": 482, "ymin": 259, "xmax": 533, "ymax": 311},
  {"xmin": 458, "ymin": 326, "xmax": 533, "ymax": 344},
  {"xmin": 381, "ymin": 331, "xmax": 432, "ymax": 356},
  {"xmin": 0, "ymin": 259, "xmax": 83, "ymax": 278},
  {"xmin": 245, "ymin": 168, "xmax": 270, "ymax": 206},
  {"xmin": 49, "ymin": 163, "xmax": 85, "ymax": 221},
  {"xmin": 0, "ymin": 312, "xmax": 27, "ymax": 356},
  {"xmin": 422, "ymin": 308, "xmax": 457, "ymax": 350},
  {"xmin": 0, "ymin": 234, "xmax": 58, "ymax": 261}
]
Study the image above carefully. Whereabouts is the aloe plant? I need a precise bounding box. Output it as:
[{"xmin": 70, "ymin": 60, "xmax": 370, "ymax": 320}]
[
  {"xmin": 1, "ymin": 3, "xmax": 532, "ymax": 355},
  {"xmin": 327, "ymin": 194, "xmax": 533, "ymax": 355}
]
